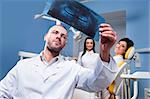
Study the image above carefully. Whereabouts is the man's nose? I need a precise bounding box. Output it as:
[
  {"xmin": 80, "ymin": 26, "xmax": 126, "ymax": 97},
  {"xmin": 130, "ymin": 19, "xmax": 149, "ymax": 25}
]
[{"xmin": 56, "ymin": 33, "xmax": 61, "ymax": 40}]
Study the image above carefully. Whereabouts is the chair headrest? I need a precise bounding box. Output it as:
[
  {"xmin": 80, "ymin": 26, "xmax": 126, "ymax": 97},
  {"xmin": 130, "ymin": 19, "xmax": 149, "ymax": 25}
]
[{"xmin": 125, "ymin": 47, "xmax": 135, "ymax": 60}]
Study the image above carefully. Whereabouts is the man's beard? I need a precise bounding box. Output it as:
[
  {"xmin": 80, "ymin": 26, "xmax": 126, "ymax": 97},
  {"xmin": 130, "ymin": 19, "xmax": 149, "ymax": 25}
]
[{"xmin": 47, "ymin": 46, "xmax": 62, "ymax": 53}]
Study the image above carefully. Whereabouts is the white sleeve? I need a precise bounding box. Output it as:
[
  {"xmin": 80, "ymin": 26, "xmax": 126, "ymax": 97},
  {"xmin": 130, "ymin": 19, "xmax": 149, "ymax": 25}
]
[
  {"xmin": 0, "ymin": 63, "xmax": 18, "ymax": 99},
  {"xmin": 76, "ymin": 56, "xmax": 118, "ymax": 92}
]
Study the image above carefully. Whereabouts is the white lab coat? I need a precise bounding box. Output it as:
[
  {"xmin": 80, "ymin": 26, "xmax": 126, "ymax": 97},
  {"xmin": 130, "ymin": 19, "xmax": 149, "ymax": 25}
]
[
  {"xmin": 0, "ymin": 54, "xmax": 118, "ymax": 99},
  {"xmin": 74, "ymin": 51, "xmax": 100, "ymax": 99},
  {"xmin": 77, "ymin": 51, "xmax": 99, "ymax": 69}
]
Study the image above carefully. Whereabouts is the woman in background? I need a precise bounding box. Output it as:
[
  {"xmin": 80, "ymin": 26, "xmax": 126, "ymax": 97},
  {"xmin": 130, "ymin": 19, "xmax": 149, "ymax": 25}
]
[
  {"xmin": 73, "ymin": 37, "xmax": 99, "ymax": 99},
  {"xmin": 77, "ymin": 36, "xmax": 99, "ymax": 69}
]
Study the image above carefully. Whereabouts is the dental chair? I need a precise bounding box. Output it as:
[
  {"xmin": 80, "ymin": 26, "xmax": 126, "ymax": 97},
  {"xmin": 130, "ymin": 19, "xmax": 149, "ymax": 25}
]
[{"xmin": 120, "ymin": 48, "xmax": 150, "ymax": 99}]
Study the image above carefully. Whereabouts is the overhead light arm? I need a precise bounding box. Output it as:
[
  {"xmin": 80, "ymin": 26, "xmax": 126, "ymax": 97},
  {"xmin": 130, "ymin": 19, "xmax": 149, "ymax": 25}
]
[
  {"xmin": 69, "ymin": 27, "xmax": 82, "ymax": 41},
  {"xmin": 34, "ymin": 13, "xmax": 61, "ymax": 25}
]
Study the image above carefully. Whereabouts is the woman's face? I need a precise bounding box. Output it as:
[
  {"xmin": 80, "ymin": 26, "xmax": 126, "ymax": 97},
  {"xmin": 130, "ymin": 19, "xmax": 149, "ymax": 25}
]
[
  {"xmin": 114, "ymin": 41, "xmax": 127, "ymax": 55},
  {"xmin": 86, "ymin": 39, "xmax": 94, "ymax": 51}
]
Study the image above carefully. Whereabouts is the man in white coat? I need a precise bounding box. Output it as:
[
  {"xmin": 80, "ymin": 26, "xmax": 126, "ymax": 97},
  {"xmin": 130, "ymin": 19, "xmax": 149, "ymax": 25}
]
[{"xmin": 0, "ymin": 23, "xmax": 118, "ymax": 99}]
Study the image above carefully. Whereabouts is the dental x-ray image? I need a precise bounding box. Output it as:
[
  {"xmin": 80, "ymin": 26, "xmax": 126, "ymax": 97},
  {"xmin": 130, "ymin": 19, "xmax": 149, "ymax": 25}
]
[{"xmin": 39, "ymin": 0, "xmax": 105, "ymax": 41}]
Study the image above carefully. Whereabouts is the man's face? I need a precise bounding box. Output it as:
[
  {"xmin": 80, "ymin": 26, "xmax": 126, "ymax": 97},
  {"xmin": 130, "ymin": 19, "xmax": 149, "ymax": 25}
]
[{"xmin": 44, "ymin": 25, "xmax": 68, "ymax": 53}]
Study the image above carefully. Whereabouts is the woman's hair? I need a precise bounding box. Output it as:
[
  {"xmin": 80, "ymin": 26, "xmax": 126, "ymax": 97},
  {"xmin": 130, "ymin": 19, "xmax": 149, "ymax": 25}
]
[
  {"xmin": 119, "ymin": 38, "xmax": 134, "ymax": 58},
  {"xmin": 81, "ymin": 37, "xmax": 96, "ymax": 57}
]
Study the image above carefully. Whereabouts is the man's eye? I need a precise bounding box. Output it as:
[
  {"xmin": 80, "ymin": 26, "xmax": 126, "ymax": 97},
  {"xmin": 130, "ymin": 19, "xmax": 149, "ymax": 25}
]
[
  {"xmin": 61, "ymin": 34, "xmax": 67, "ymax": 39},
  {"xmin": 64, "ymin": 36, "xmax": 67, "ymax": 39},
  {"xmin": 52, "ymin": 31, "xmax": 59, "ymax": 34}
]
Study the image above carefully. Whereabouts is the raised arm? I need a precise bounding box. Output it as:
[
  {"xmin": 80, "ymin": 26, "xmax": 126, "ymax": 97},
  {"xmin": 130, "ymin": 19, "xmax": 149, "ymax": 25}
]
[{"xmin": 99, "ymin": 23, "xmax": 117, "ymax": 62}]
